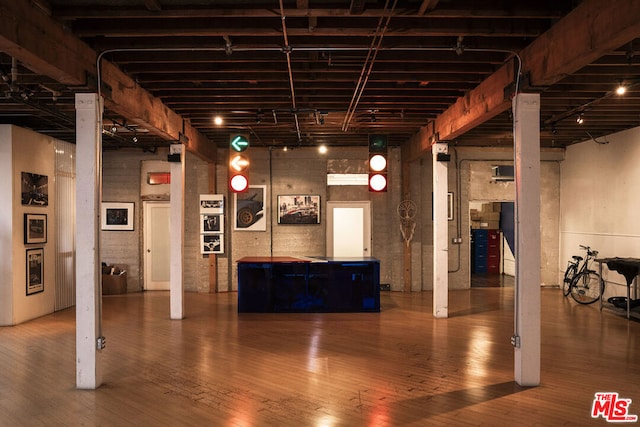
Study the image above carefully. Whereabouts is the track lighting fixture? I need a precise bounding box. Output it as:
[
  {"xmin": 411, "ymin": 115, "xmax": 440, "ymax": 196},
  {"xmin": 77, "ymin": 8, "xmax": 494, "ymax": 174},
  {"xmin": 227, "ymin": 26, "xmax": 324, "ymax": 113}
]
[
  {"xmin": 132, "ymin": 135, "xmax": 138, "ymax": 143},
  {"xmin": 576, "ymin": 114, "xmax": 584, "ymax": 124},
  {"xmin": 616, "ymin": 84, "xmax": 627, "ymax": 95}
]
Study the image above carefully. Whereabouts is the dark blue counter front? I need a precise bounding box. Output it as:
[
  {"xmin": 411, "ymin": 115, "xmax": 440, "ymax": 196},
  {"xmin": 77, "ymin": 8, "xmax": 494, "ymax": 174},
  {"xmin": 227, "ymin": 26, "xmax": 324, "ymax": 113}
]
[{"xmin": 237, "ymin": 257, "xmax": 380, "ymax": 313}]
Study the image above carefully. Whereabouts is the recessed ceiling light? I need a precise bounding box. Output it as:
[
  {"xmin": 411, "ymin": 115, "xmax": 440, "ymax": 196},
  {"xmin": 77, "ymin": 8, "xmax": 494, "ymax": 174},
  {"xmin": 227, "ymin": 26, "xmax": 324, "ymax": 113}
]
[
  {"xmin": 214, "ymin": 116, "xmax": 223, "ymax": 126},
  {"xmin": 616, "ymin": 85, "xmax": 627, "ymax": 95}
]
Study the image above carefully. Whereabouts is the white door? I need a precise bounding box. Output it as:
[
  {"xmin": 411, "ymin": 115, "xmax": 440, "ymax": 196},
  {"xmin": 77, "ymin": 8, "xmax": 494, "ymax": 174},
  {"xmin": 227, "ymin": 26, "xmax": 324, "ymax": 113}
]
[
  {"xmin": 326, "ymin": 201, "xmax": 371, "ymax": 257},
  {"xmin": 143, "ymin": 201, "xmax": 170, "ymax": 290}
]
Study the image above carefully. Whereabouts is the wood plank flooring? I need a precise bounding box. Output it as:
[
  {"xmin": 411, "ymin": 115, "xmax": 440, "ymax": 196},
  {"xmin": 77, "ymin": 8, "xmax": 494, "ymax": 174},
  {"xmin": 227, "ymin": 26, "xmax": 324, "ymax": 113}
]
[{"xmin": 1, "ymin": 286, "xmax": 639, "ymax": 426}]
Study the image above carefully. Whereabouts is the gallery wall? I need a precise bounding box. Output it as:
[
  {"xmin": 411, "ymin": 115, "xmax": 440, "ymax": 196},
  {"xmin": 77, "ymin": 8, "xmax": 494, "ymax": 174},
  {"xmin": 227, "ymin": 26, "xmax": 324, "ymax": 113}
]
[
  {"xmin": 0, "ymin": 125, "xmax": 56, "ymax": 325},
  {"xmin": 560, "ymin": 126, "xmax": 640, "ymax": 299},
  {"xmin": 214, "ymin": 146, "xmax": 404, "ymax": 292}
]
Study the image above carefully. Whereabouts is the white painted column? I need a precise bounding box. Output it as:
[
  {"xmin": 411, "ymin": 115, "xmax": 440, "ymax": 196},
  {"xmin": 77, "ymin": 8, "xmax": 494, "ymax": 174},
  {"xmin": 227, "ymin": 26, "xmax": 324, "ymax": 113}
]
[
  {"xmin": 169, "ymin": 144, "xmax": 185, "ymax": 319},
  {"xmin": 432, "ymin": 142, "xmax": 449, "ymax": 318},
  {"xmin": 513, "ymin": 93, "xmax": 541, "ymax": 386},
  {"xmin": 75, "ymin": 93, "xmax": 103, "ymax": 389}
]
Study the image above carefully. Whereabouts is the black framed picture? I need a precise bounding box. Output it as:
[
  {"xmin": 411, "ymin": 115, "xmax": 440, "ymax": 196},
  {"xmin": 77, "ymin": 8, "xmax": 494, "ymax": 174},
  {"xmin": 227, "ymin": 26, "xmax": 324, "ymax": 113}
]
[
  {"xmin": 277, "ymin": 195, "xmax": 320, "ymax": 224},
  {"xmin": 24, "ymin": 213, "xmax": 47, "ymax": 244},
  {"xmin": 21, "ymin": 172, "xmax": 49, "ymax": 206},
  {"xmin": 26, "ymin": 248, "xmax": 44, "ymax": 295}
]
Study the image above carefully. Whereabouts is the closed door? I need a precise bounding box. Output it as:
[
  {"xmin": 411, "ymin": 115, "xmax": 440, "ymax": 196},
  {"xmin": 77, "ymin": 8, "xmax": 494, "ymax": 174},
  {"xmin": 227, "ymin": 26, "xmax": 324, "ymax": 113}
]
[
  {"xmin": 143, "ymin": 201, "xmax": 170, "ymax": 290},
  {"xmin": 326, "ymin": 201, "xmax": 371, "ymax": 257}
]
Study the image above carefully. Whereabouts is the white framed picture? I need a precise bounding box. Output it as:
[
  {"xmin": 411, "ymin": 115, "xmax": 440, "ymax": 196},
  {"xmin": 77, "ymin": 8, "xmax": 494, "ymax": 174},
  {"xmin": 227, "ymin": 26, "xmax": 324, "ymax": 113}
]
[
  {"xmin": 201, "ymin": 214, "xmax": 224, "ymax": 233},
  {"xmin": 200, "ymin": 194, "xmax": 224, "ymax": 214},
  {"xmin": 101, "ymin": 202, "xmax": 134, "ymax": 231},
  {"xmin": 234, "ymin": 185, "xmax": 266, "ymax": 231},
  {"xmin": 201, "ymin": 233, "xmax": 224, "ymax": 254}
]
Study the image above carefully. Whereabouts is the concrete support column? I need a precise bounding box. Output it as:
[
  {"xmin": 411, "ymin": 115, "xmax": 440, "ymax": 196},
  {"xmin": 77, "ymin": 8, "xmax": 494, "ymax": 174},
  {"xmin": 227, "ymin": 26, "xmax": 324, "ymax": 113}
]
[
  {"xmin": 513, "ymin": 93, "xmax": 541, "ymax": 386},
  {"xmin": 170, "ymin": 144, "xmax": 185, "ymax": 319},
  {"xmin": 432, "ymin": 143, "xmax": 449, "ymax": 318},
  {"xmin": 75, "ymin": 93, "xmax": 103, "ymax": 389}
]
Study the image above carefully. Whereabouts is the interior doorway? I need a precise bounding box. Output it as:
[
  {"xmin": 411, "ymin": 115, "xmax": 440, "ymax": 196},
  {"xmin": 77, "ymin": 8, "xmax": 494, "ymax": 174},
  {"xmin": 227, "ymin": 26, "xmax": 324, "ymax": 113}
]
[
  {"xmin": 326, "ymin": 201, "xmax": 371, "ymax": 257},
  {"xmin": 469, "ymin": 201, "xmax": 515, "ymax": 287},
  {"xmin": 143, "ymin": 201, "xmax": 170, "ymax": 290}
]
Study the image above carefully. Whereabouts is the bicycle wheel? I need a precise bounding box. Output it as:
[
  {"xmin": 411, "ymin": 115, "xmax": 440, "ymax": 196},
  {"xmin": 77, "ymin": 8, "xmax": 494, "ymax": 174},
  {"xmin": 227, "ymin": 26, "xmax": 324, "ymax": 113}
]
[
  {"xmin": 562, "ymin": 264, "xmax": 577, "ymax": 296},
  {"xmin": 570, "ymin": 271, "xmax": 603, "ymax": 304}
]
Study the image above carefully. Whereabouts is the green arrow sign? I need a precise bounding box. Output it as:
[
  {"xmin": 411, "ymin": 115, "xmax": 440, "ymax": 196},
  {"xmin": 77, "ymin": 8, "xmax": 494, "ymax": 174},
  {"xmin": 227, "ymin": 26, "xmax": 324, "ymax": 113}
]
[{"xmin": 230, "ymin": 135, "xmax": 249, "ymax": 152}]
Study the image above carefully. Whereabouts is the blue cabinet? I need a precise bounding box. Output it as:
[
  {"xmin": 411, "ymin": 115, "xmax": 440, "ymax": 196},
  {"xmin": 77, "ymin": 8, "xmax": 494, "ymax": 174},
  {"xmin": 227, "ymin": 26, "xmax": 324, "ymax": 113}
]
[
  {"xmin": 472, "ymin": 229, "xmax": 489, "ymax": 273},
  {"xmin": 237, "ymin": 257, "xmax": 380, "ymax": 313}
]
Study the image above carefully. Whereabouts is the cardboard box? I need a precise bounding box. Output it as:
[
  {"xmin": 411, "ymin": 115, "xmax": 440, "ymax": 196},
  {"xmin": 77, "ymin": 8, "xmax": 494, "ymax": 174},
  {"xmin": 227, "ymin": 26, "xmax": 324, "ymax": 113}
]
[
  {"xmin": 484, "ymin": 212, "xmax": 501, "ymax": 221},
  {"xmin": 480, "ymin": 220, "xmax": 500, "ymax": 230},
  {"xmin": 102, "ymin": 272, "xmax": 127, "ymax": 294},
  {"xmin": 102, "ymin": 264, "xmax": 127, "ymax": 294}
]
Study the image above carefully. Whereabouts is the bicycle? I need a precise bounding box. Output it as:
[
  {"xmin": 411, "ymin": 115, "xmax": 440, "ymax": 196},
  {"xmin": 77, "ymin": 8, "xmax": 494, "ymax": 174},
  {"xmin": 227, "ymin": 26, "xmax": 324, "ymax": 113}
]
[{"xmin": 562, "ymin": 245, "xmax": 604, "ymax": 304}]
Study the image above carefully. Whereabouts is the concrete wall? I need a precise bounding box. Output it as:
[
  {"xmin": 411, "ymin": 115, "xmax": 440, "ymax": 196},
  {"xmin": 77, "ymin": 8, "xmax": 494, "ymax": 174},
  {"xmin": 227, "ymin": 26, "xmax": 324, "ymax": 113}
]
[
  {"xmin": 408, "ymin": 146, "xmax": 563, "ymax": 290},
  {"xmin": 102, "ymin": 148, "xmax": 211, "ymax": 293},
  {"xmin": 215, "ymin": 146, "xmax": 404, "ymax": 292},
  {"xmin": 0, "ymin": 125, "xmax": 57, "ymax": 325},
  {"xmin": 102, "ymin": 142, "xmax": 566, "ymax": 294},
  {"xmin": 560, "ymin": 126, "xmax": 640, "ymax": 299}
]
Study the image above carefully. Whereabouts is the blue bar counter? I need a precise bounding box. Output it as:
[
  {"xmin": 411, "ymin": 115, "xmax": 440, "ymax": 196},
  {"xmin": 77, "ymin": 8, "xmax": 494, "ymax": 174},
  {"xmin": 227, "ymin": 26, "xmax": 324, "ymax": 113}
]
[{"xmin": 237, "ymin": 256, "xmax": 381, "ymax": 313}]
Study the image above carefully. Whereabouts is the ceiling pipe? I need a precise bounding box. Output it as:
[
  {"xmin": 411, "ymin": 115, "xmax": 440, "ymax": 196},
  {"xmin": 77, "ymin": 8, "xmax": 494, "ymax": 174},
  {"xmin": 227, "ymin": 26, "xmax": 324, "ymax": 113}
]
[
  {"xmin": 94, "ymin": 45, "xmax": 520, "ymax": 144},
  {"xmin": 279, "ymin": 0, "xmax": 302, "ymax": 143},
  {"xmin": 341, "ymin": 0, "xmax": 398, "ymax": 132}
]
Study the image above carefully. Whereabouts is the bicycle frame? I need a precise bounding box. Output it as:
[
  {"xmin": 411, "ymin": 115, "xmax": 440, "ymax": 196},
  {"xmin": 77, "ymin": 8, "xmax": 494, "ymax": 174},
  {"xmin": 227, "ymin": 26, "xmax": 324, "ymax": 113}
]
[{"xmin": 563, "ymin": 245, "xmax": 598, "ymax": 294}]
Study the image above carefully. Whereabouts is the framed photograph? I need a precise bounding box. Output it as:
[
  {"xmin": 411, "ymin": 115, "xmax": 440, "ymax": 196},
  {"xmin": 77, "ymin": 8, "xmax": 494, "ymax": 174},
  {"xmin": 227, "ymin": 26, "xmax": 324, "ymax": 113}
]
[
  {"xmin": 201, "ymin": 214, "xmax": 223, "ymax": 233},
  {"xmin": 101, "ymin": 202, "xmax": 134, "ymax": 231},
  {"xmin": 201, "ymin": 233, "xmax": 224, "ymax": 254},
  {"xmin": 26, "ymin": 248, "xmax": 44, "ymax": 295},
  {"xmin": 234, "ymin": 185, "xmax": 266, "ymax": 231},
  {"xmin": 21, "ymin": 172, "xmax": 49, "ymax": 206},
  {"xmin": 448, "ymin": 192, "xmax": 454, "ymax": 221},
  {"xmin": 24, "ymin": 213, "xmax": 47, "ymax": 244},
  {"xmin": 200, "ymin": 194, "xmax": 224, "ymax": 214},
  {"xmin": 277, "ymin": 195, "xmax": 320, "ymax": 224}
]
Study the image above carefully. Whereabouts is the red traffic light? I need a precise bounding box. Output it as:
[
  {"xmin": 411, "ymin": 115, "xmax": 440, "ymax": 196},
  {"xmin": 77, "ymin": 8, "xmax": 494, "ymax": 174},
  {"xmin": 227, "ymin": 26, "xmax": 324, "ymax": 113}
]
[
  {"xmin": 230, "ymin": 174, "xmax": 249, "ymax": 193},
  {"xmin": 368, "ymin": 173, "xmax": 387, "ymax": 192},
  {"xmin": 368, "ymin": 151, "xmax": 387, "ymax": 192}
]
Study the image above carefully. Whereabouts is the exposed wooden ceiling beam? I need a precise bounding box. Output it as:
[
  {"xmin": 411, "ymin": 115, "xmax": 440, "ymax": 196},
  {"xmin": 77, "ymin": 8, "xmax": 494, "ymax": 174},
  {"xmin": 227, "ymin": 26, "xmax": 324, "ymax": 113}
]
[
  {"xmin": 418, "ymin": 0, "xmax": 440, "ymax": 15},
  {"xmin": 417, "ymin": 0, "xmax": 640, "ymax": 156},
  {"xmin": 0, "ymin": 0, "xmax": 215, "ymax": 162},
  {"xmin": 142, "ymin": 0, "xmax": 162, "ymax": 12},
  {"xmin": 350, "ymin": 0, "xmax": 366, "ymax": 15},
  {"xmin": 53, "ymin": 7, "xmax": 565, "ymax": 20},
  {"xmin": 70, "ymin": 25, "xmax": 546, "ymax": 39}
]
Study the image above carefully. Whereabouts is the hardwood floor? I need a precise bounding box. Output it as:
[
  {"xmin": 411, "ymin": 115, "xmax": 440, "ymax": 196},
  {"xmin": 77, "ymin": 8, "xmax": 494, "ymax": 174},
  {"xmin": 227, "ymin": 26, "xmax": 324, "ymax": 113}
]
[
  {"xmin": 471, "ymin": 273, "xmax": 515, "ymax": 288},
  {"xmin": 1, "ymin": 287, "xmax": 639, "ymax": 426}
]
